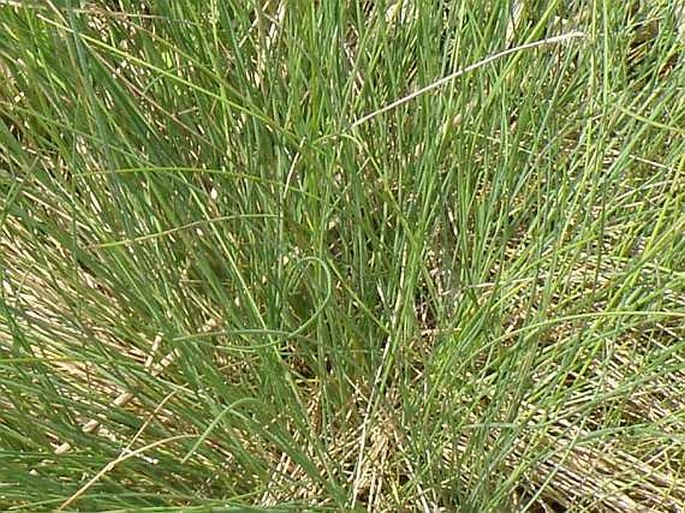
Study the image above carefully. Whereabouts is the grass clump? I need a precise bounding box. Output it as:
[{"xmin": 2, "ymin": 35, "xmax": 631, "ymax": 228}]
[{"xmin": 1, "ymin": 1, "xmax": 684, "ymax": 511}]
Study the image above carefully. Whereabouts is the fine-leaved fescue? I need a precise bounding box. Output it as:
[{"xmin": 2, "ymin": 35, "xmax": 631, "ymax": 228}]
[{"xmin": 1, "ymin": 1, "xmax": 683, "ymax": 511}]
